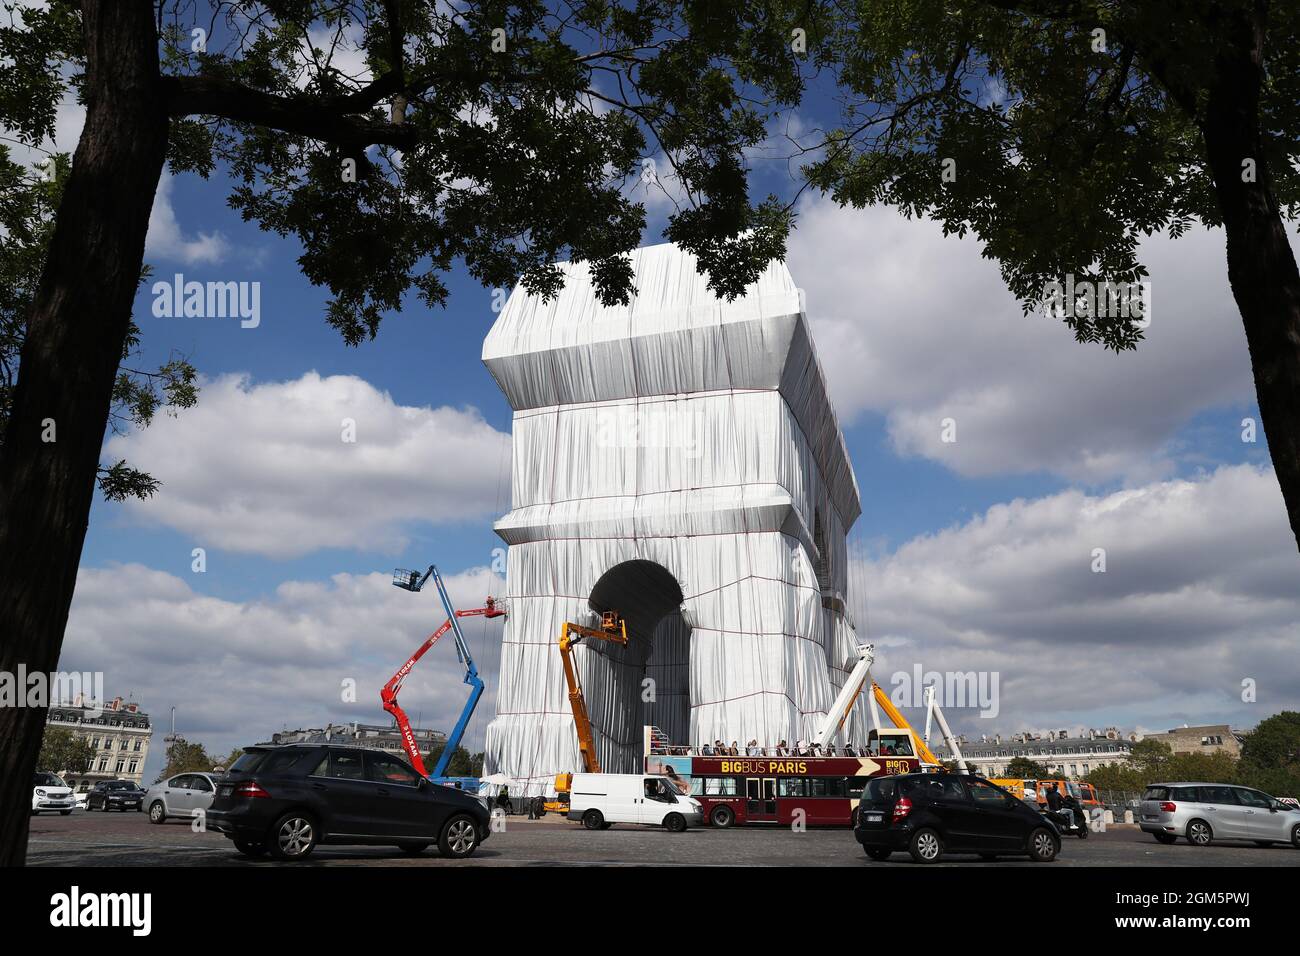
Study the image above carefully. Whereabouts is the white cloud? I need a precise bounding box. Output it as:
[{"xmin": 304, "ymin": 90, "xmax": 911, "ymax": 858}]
[
  {"xmin": 60, "ymin": 564, "xmax": 507, "ymax": 777},
  {"xmin": 788, "ymin": 195, "xmax": 1263, "ymax": 483},
  {"xmin": 857, "ymin": 464, "xmax": 1300, "ymax": 734},
  {"xmin": 144, "ymin": 173, "xmax": 231, "ymax": 265},
  {"xmin": 103, "ymin": 372, "xmax": 512, "ymax": 557}
]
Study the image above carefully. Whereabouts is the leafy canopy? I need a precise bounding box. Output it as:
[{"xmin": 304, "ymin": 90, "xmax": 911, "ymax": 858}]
[{"xmin": 806, "ymin": 0, "xmax": 1300, "ymax": 349}]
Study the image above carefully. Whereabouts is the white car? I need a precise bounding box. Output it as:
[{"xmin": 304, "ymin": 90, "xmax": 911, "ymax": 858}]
[{"xmin": 32, "ymin": 772, "xmax": 76, "ymax": 815}]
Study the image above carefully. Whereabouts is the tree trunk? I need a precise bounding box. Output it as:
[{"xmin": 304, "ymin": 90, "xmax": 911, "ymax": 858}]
[
  {"xmin": 1202, "ymin": 7, "xmax": 1300, "ymax": 553},
  {"xmin": 0, "ymin": 2, "xmax": 167, "ymax": 865}
]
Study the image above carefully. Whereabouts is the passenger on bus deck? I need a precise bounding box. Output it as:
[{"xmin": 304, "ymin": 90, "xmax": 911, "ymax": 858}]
[
  {"xmin": 701, "ymin": 742, "xmax": 713, "ymax": 756},
  {"xmin": 729, "ymin": 741, "xmax": 740, "ymax": 756},
  {"xmin": 775, "ymin": 739, "xmax": 788, "ymax": 756}
]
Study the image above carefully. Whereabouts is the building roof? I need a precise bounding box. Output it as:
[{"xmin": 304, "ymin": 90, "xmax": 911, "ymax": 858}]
[{"xmin": 935, "ymin": 735, "xmax": 1135, "ymax": 759}]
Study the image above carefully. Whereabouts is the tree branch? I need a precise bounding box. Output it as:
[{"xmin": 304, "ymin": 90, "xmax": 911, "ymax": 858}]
[{"xmin": 163, "ymin": 74, "xmax": 415, "ymax": 152}]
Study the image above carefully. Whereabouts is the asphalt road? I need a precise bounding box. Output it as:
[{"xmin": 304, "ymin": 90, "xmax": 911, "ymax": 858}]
[{"xmin": 25, "ymin": 809, "xmax": 1300, "ymax": 867}]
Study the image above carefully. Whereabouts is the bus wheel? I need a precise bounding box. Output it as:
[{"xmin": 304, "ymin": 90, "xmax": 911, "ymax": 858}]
[
  {"xmin": 710, "ymin": 806, "xmax": 735, "ymax": 828},
  {"xmin": 581, "ymin": 809, "xmax": 605, "ymax": 830},
  {"xmin": 664, "ymin": 813, "xmax": 687, "ymax": 833}
]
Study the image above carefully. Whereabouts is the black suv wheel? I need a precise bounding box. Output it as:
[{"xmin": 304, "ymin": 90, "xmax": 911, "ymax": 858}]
[
  {"xmin": 269, "ymin": 811, "xmax": 318, "ymax": 861},
  {"xmin": 438, "ymin": 814, "xmax": 480, "ymax": 858}
]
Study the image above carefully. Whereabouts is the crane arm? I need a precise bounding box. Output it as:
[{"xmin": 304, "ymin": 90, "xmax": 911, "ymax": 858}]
[
  {"xmin": 813, "ymin": 643, "xmax": 875, "ymax": 748},
  {"xmin": 924, "ymin": 685, "xmax": 968, "ymax": 773},
  {"xmin": 870, "ymin": 680, "xmax": 943, "ymax": 767},
  {"xmin": 380, "ymin": 618, "xmax": 454, "ymax": 776},
  {"xmin": 386, "ymin": 563, "xmax": 506, "ymax": 781},
  {"xmin": 557, "ymin": 614, "xmax": 628, "ymax": 775}
]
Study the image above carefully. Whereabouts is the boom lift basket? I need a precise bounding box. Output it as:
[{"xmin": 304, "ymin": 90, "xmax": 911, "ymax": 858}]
[{"xmin": 392, "ymin": 568, "xmax": 424, "ymax": 591}]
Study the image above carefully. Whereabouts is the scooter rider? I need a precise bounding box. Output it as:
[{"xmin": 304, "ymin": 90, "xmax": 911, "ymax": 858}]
[{"xmin": 1045, "ymin": 783, "xmax": 1074, "ymax": 830}]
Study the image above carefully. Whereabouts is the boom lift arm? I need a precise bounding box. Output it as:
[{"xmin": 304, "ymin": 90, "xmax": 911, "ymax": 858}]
[
  {"xmin": 813, "ymin": 643, "xmax": 876, "ymax": 750},
  {"xmin": 557, "ymin": 612, "xmax": 628, "ymax": 775},
  {"xmin": 922, "ymin": 685, "xmax": 969, "ymax": 773},
  {"xmin": 384, "ymin": 565, "xmax": 505, "ymax": 780}
]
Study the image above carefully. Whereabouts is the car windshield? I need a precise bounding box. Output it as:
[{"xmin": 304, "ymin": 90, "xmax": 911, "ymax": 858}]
[
  {"xmin": 1143, "ymin": 786, "xmax": 1170, "ymax": 801},
  {"xmin": 33, "ymin": 773, "xmax": 64, "ymax": 787},
  {"xmin": 107, "ymin": 781, "xmax": 136, "ymax": 790}
]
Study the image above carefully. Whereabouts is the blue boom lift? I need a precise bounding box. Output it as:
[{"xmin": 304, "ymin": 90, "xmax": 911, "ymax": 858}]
[{"xmin": 383, "ymin": 565, "xmax": 504, "ymax": 790}]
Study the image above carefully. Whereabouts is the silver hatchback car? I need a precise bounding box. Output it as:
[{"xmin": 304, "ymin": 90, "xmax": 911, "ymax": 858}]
[
  {"xmin": 145, "ymin": 772, "xmax": 218, "ymax": 824},
  {"xmin": 1140, "ymin": 782, "xmax": 1300, "ymax": 848}
]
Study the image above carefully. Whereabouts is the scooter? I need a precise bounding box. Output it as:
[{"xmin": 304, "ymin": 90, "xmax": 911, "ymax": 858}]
[{"xmin": 1043, "ymin": 805, "xmax": 1089, "ymax": 839}]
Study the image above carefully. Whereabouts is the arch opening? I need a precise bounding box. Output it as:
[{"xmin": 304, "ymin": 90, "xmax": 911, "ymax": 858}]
[{"xmin": 583, "ymin": 559, "xmax": 689, "ymax": 772}]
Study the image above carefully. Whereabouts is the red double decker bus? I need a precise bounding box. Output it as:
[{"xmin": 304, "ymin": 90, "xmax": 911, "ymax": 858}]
[{"xmin": 644, "ymin": 731, "xmax": 923, "ymax": 828}]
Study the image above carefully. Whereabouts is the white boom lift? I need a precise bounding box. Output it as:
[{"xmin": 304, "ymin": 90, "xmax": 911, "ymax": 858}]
[
  {"xmin": 813, "ymin": 643, "xmax": 876, "ymax": 750},
  {"xmin": 813, "ymin": 642, "xmax": 970, "ymax": 773},
  {"xmin": 922, "ymin": 685, "xmax": 969, "ymax": 773}
]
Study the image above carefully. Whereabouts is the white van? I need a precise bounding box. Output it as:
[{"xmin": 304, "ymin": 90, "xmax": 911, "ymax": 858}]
[{"xmin": 567, "ymin": 774, "xmax": 703, "ymax": 832}]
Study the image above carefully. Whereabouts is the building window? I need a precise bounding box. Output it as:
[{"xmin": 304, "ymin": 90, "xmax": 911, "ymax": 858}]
[
  {"xmin": 115, "ymin": 759, "xmax": 125, "ymax": 773},
  {"xmin": 128, "ymin": 761, "xmax": 138, "ymax": 774},
  {"xmin": 91, "ymin": 737, "xmax": 101, "ymax": 749},
  {"xmin": 133, "ymin": 739, "xmax": 142, "ymax": 751}
]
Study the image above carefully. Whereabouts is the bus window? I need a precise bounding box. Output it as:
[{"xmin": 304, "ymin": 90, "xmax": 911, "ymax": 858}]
[
  {"xmin": 702, "ymin": 777, "xmax": 738, "ymax": 796},
  {"xmin": 848, "ymin": 776, "xmax": 871, "ymax": 800},
  {"xmin": 809, "ymin": 777, "xmax": 847, "ymax": 798},
  {"xmin": 778, "ymin": 778, "xmax": 807, "ymax": 797}
]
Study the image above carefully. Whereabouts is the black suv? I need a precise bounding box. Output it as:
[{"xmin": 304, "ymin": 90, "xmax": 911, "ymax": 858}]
[
  {"xmin": 87, "ymin": 779, "xmax": 147, "ymax": 812},
  {"xmin": 855, "ymin": 772, "xmax": 1061, "ymax": 863},
  {"xmin": 207, "ymin": 744, "xmax": 491, "ymax": 861}
]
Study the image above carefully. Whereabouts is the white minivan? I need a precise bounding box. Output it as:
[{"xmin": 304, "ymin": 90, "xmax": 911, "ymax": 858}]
[{"xmin": 567, "ymin": 774, "xmax": 703, "ymax": 832}]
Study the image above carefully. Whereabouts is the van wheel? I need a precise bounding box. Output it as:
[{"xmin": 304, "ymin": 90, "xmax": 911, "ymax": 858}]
[
  {"xmin": 582, "ymin": 809, "xmax": 605, "ymax": 830},
  {"xmin": 664, "ymin": 812, "xmax": 687, "ymax": 833},
  {"xmin": 148, "ymin": 801, "xmax": 166, "ymax": 824},
  {"xmin": 1153, "ymin": 832, "xmax": 1178, "ymax": 845},
  {"xmin": 908, "ymin": 827, "xmax": 943, "ymax": 863},
  {"xmin": 1186, "ymin": 820, "xmax": 1213, "ymax": 846},
  {"xmin": 1028, "ymin": 828, "xmax": 1059, "ymax": 862},
  {"xmin": 865, "ymin": 848, "xmax": 892, "ymax": 861},
  {"xmin": 710, "ymin": 805, "xmax": 735, "ymax": 828},
  {"xmin": 439, "ymin": 815, "xmax": 480, "ymax": 858},
  {"xmin": 269, "ymin": 812, "xmax": 318, "ymax": 861},
  {"xmin": 233, "ymin": 839, "xmax": 268, "ymax": 857}
]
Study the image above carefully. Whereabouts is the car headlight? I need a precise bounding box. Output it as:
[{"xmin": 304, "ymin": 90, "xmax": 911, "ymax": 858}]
[{"xmin": 35, "ymin": 789, "xmax": 46, "ymax": 796}]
